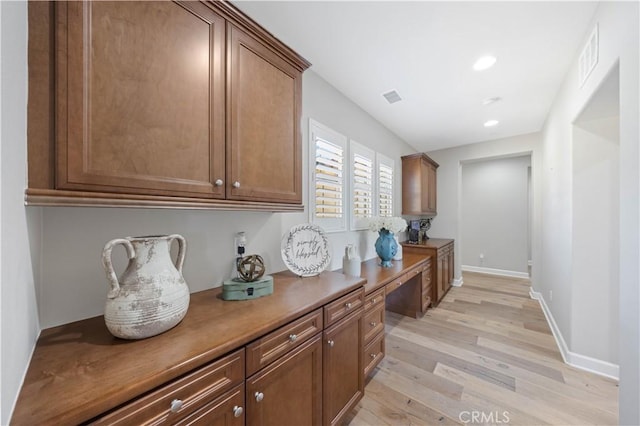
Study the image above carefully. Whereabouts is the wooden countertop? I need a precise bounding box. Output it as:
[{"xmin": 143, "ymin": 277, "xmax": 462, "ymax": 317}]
[
  {"xmin": 400, "ymin": 238, "xmax": 454, "ymax": 250},
  {"xmin": 12, "ymin": 271, "xmax": 365, "ymax": 425},
  {"xmin": 359, "ymin": 253, "xmax": 428, "ymax": 294}
]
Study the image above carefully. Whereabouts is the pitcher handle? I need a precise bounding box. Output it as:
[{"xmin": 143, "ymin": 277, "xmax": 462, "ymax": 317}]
[
  {"xmin": 168, "ymin": 234, "xmax": 186, "ymax": 273},
  {"xmin": 102, "ymin": 238, "xmax": 135, "ymax": 299}
]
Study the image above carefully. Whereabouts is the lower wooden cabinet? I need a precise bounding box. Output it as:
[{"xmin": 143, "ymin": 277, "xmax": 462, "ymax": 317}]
[
  {"xmin": 246, "ymin": 335, "xmax": 322, "ymax": 426},
  {"xmin": 436, "ymin": 242, "xmax": 454, "ymax": 303},
  {"xmin": 402, "ymin": 239, "xmax": 455, "ymax": 306},
  {"xmin": 323, "ymin": 309, "xmax": 364, "ymax": 426}
]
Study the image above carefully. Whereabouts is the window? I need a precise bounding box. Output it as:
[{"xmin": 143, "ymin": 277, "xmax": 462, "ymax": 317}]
[
  {"xmin": 350, "ymin": 141, "xmax": 375, "ymax": 230},
  {"xmin": 309, "ymin": 118, "xmax": 397, "ymax": 232},
  {"xmin": 309, "ymin": 119, "xmax": 347, "ymax": 232},
  {"xmin": 377, "ymin": 154, "xmax": 394, "ymax": 217}
]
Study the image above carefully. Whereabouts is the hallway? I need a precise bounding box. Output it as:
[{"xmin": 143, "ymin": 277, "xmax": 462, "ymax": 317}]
[{"xmin": 347, "ymin": 272, "xmax": 618, "ymax": 425}]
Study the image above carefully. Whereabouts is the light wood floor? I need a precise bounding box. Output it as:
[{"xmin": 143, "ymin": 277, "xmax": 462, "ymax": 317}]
[{"xmin": 346, "ymin": 272, "xmax": 618, "ymax": 425}]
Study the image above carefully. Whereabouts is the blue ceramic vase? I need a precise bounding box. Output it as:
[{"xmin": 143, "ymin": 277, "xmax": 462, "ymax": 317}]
[{"xmin": 375, "ymin": 229, "xmax": 398, "ymax": 268}]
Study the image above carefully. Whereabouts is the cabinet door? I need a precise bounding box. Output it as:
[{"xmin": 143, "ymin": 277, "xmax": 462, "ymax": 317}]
[
  {"xmin": 425, "ymin": 161, "xmax": 438, "ymax": 214},
  {"xmin": 55, "ymin": 1, "xmax": 226, "ymax": 198},
  {"xmin": 447, "ymin": 245, "xmax": 455, "ymax": 289},
  {"xmin": 227, "ymin": 25, "xmax": 302, "ymax": 203},
  {"xmin": 401, "ymin": 156, "xmax": 421, "ymax": 215},
  {"xmin": 323, "ymin": 309, "xmax": 364, "ymax": 426},
  {"xmin": 436, "ymin": 253, "xmax": 446, "ymax": 303},
  {"xmin": 246, "ymin": 334, "xmax": 322, "ymax": 426}
]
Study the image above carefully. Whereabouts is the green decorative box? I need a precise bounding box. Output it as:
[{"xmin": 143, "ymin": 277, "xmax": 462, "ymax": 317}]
[{"xmin": 222, "ymin": 275, "xmax": 274, "ymax": 301}]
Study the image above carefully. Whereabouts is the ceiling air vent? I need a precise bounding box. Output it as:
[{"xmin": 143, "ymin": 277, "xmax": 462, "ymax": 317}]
[
  {"xmin": 579, "ymin": 23, "xmax": 599, "ymax": 88},
  {"xmin": 382, "ymin": 90, "xmax": 402, "ymax": 104}
]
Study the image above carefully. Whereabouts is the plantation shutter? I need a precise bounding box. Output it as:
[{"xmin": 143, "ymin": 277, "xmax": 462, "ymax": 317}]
[
  {"xmin": 377, "ymin": 154, "xmax": 394, "ymax": 217},
  {"xmin": 350, "ymin": 141, "xmax": 375, "ymax": 230},
  {"xmin": 310, "ymin": 120, "xmax": 347, "ymax": 232}
]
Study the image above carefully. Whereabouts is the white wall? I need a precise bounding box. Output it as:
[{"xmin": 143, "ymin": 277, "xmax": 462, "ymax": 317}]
[
  {"xmin": 538, "ymin": 2, "xmax": 638, "ymax": 423},
  {"xmin": 426, "ymin": 132, "xmax": 542, "ymax": 284},
  {"xmin": 0, "ymin": 2, "xmax": 42, "ymax": 423},
  {"xmin": 461, "ymin": 155, "xmax": 531, "ymax": 274},
  {"xmin": 572, "ymin": 122, "xmax": 619, "ymax": 364}
]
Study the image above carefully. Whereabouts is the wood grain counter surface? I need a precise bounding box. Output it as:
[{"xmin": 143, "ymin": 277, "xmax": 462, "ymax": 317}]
[
  {"xmin": 12, "ymin": 270, "xmax": 365, "ymax": 425},
  {"xmin": 400, "ymin": 238, "xmax": 454, "ymax": 250},
  {"xmin": 360, "ymin": 253, "xmax": 427, "ymax": 294}
]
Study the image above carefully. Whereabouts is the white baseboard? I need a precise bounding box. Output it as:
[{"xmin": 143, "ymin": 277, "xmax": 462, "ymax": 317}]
[
  {"xmin": 462, "ymin": 265, "xmax": 529, "ymax": 279},
  {"xmin": 529, "ymin": 288, "xmax": 619, "ymax": 381},
  {"xmin": 452, "ymin": 277, "xmax": 463, "ymax": 287}
]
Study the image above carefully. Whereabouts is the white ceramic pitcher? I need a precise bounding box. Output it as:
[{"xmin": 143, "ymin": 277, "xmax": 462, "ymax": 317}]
[{"xmin": 102, "ymin": 234, "xmax": 190, "ymax": 339}]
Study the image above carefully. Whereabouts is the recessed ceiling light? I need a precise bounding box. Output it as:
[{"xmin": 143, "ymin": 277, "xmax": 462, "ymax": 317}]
[
  {"xmin": 484, "ymin": 120, "xmax": 499, "ymax": 127},
  {"xmin": 482, "ymin": 96, "xmax": 502, "ymax": 105},
  {"xmin": 473, "ymin": 55, "xmax": 497, "ymax": 71}
]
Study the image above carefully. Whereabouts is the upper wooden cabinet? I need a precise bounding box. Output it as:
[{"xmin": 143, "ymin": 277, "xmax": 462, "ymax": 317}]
[
  {"xmin": 227, "ymin": 24, "xmax": 302, "ymax": 203},
  {"xmin": 26, "ymin": 1, "xmax": 310, "ymax": 210},
  {"xmin": 401, "ymin": 153, "xmax": 439, "ymax": 216},
  {"xmin": 56, "ymin": 1, "xmax": 227, "ymax": 199}
]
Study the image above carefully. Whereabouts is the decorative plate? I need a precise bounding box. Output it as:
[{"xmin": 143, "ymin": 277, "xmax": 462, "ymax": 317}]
[{"xmin": 281, "ymin": 224, "xmax": 331, "ymax": 277}]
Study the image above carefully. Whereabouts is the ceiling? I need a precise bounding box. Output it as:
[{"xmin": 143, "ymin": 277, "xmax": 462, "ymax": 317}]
[{"xmin": 233, "ymin": 1, "xmax": 599, "ymax": 152}]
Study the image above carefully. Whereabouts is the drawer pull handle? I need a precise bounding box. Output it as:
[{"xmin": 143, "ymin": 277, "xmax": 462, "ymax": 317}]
[
  {"xmin": 288, "ymin": 334, "xmax": 297, "ymax": 342},
  {"xmin": 215, "ymin": 179, "xmax": 223, "ymax": 186},
  {"xmin": 372, "ymin": 297, "xmax": 377, "ymax": 303},
  {"xmin": 255, "ymin": 392, "xmax": 264, "ymax": 402},
  {"xmin": 233, "ymin": 406, "xmax": 243, "ymax": 418},
  {"xmin": 328, "ymin": 339, "xmax": 335, "ymax": 347},
  {"xmin": 370, "ymin": 321, "xmax": 377, "ymax": 327},
  {"xmin": 233, "ymin": 181, "xmax": 241, "ymax": 188},
  {"xmin": 345, "ymin": 302, "xmax": 352, "ymax": 309},
  {"xmin": 370, "ymin": 353, "xmax": 377, "ymax": 359},
  {"xmin": 170, "ymin": 399, "xmax": 183, "ymax": 413}
]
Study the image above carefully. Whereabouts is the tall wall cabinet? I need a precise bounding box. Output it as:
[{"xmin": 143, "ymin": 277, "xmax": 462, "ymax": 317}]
[
  {"xmin": 401, "ymin": 153, "xmax": 439, "ymax": 216},
  {"xmin": 27, "ymin": 1, "xmax": 309, "ymax": 210}
]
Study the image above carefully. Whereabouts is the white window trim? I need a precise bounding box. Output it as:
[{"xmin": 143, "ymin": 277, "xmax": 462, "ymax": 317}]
[
  {"xmin": 349, "ymin": 140, "xmax": 376, "ymax": 231},
  {"xmin": 376, "ymin": 153, "xmax": 395, "ymax": 217},
  {"xmin": 309, "ymin": 119, "xmax": 348, "ymax": 233}
]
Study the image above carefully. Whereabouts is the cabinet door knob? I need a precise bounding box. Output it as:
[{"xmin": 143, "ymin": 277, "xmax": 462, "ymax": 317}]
[
  {"xmin": 370, "ymin": 353, "xmax": 377, "ymax": 359},
  {"xmin": 370, "ymin": 321, "xmax": 377, "ymax": 327},
  {"xmin": 170, "ymin": 399, "xmax": 183, "ymax": 413},
  {"xmin": 345, "ymin": 302, "xmax": 352, "ymax": 309},
  {"xmin": 372, "ymin": 297, "xmax": 377, "ymax": 303},
  {"xmin": 288, "ymin": 334, "xmax": 297, "ymax": 342},
  {"xmin": 233, "ymin": 181, "xmax": 241, "ymax": 188},
  {"xmin": 327, "ymin": 339, "xmax": 334, "ymax": 347},
  {"xmin": 215, "ymin": 179, "xmax": 223, "ymax": 186},
  {"xmin": 233, "ymin": 406, "xmax": 243, "ymax": 418},
  {"xmin": 255, "ymin": 391, "xmax": 264, "ymax": 402}
]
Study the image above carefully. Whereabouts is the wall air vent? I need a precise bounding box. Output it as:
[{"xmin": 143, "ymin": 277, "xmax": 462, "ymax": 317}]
[
  {"xmin": 382, "ymin": 90, "xmax": 402, "ymax": 104},
  {"xmin": 579, "ymin": 23, "xmax": 599, "ymax": 88}
]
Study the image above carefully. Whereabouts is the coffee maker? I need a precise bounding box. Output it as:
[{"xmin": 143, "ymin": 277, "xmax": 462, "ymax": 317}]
[
  {"xmin": 408, "ymin": 220, "xmax": 420, "ymax": 244},
  {"xmin": 407, "ymin": 218, "xmax": 432, "ymax": 243}
]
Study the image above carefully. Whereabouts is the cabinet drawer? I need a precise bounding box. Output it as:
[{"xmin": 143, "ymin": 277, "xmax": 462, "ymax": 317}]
[
  {"xmin": 364, "ymin": 332, "xmax": 385, "ymax": 377},
  {"xmin": 93, "ymin": 349, "xmax": 244, "ymax": 425},
  {"xmin": 384, "ymin": 274, "xmax": 408, "ymax": 295},
  {"xmin": 364, "ymin": 287, "xmax": 385, "ymax": 312},
  {"xmin": 174, "ymin": 384, "xmax": 244, "ymax": 426},
  {"xmin": 421, "ymin": 291, "xmax": 432, "ymax": 312},
  {"xmin": 246, "ymin": 308, "xmax": 322, "ymax": 376},
  {"xmin": 405, "ymin": 265, "xmax": 423, "ymax": 280},
  {"xmin": 364, "ymin": 303, "xmax": 385, "ymax": 344},
  {"xmin": 324, "ymin": 288, "xmax": 364, "ymax": 327}
]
